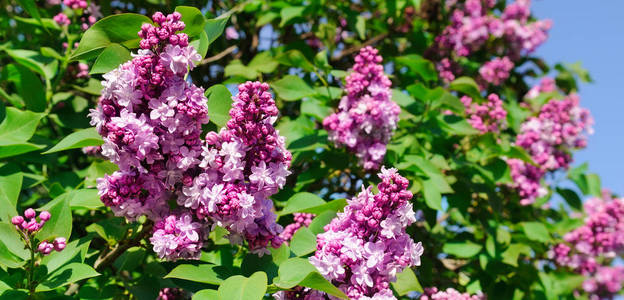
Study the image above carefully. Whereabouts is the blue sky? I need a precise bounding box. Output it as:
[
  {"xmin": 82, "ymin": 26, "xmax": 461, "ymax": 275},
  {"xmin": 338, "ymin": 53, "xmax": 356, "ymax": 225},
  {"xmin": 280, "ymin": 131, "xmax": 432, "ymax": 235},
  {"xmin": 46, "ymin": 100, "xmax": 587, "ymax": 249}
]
[{"xmin": 532, "ymin": 0, "xmax": 624, "ymax": 196}]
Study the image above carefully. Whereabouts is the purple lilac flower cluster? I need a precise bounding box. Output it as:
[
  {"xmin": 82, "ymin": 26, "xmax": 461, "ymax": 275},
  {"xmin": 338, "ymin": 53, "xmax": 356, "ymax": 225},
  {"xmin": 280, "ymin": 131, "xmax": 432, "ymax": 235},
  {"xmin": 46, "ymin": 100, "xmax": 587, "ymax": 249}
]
[
  {"xmin": 434, "ymin": 0, "xmax": 551, "ymax": 58},
  {"xmin": 150, "ymin": 213, "xmax": 203, "ymax": 260},
  {"xmin": 430, "ymin": 0, "xmax": 550, "ymax": 83},
  {"xmin": 11, "ymin": 208, "xmax": 66, "ymax": 256},
  {"xmin": 323, "ymin": 46, "xmax": 400, "ymax": 170},
  {"xmin": 309, "ymin": 167, "xmax": 423, "ymax": 299},
  {"xmin": 478, "ymin": 56, "xmax": 514, "ymax": 86},
  {"xmin": 460, "ymin": 94, "xmax": 507, "ymax": 134},
  {"xmin": 525, "ymin": 77, "xmax": 556, "ymax": 100},
  {"xmin": 419, "ymin": 287, "xmax": 485, "ymax": 300},
  {"xmin": 549, "ymin": 193, "xmax": 624, "ymax": 299},
  {"xmin": 279, "ymin": 213, "xmax": 315, "ymax": 243},
  {"xmin": 179, "ymin": 81, "xmax": 291, "ymax": 255},
  {"xmin": 90, "ymin": 12, "xmax": 209, "ymax": 260},
  {"xmin": 508, "ymin": 92, "xmax": 593, "ymax": 205}
]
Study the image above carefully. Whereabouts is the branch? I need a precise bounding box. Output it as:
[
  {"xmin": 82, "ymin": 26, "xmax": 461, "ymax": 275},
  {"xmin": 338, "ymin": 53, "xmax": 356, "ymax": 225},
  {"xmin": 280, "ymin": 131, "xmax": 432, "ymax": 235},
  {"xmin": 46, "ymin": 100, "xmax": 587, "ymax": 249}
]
[
  {"xmin": 200, "ymin": 45, "xmax": 237, "ymax": 65},
  {"xmin": 331, "ymin": 33, "xmax": 389, "ymax": 62}
]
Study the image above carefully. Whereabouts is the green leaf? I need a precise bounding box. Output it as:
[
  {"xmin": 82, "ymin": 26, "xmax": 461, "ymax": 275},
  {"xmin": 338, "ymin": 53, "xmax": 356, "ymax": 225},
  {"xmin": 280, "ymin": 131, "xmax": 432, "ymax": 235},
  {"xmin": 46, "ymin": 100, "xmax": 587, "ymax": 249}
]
[
  {"xmin": 175, "ymin": 6, "xmax": 206, "ymax": 37},
  {"xmin": 521, "ymin": 222, "xmax": 551, "ymax": 243},
  {"xmin": 0, "ymin": 107, "xmax": 45, "ymax": 157},
  {"xmin": 0, "ymin": 223, "xmax": 30, "ymax": 260},
  {"xmin": 391, "ymin": 267, "xmax": 423, "ymax": 295},
  {"xmin": 0, "ymin": 165, "xmax": 23, "ymax": 222},
  {"xmin": 423, "ymin": 181, "xmax": 442, "ymax": 210},
  {"xmin": 35, "ymin": 194, "xmax": 72, "ymax": 241},
  {"xmin": 165, "ymin": 264, "xmax": 232, "ymax": 285},
  {"xmin": 439, "ymin": 115, "xmax": 480, "ymax": 136},
  {"xmin": 8, "ymin": 64, "xmax": 46, "ymax": 112},
  {"xmin": 204, "ymin": 15, "xmax": 230, "ymax": 46},
  {"xmin": 271, "ymin": 75, "xmax": 315, "ymax": 101},
  {"xmin": 193, "ymin": 289, "xmax": 218, "ymax": 300},
  {"xmin": 5, "ymin": 49, "xmax": 57, "ymax": 80},
  {"xmin": 90, "ymin": 44, "xmax": 132, "ymax": 74},
  {"xmin": 289, "ymin": 227, "xmax": 317, "ymax": 257},
  {"xmin": 556, "ymin": 188, "xmax": 582, "ymax": 211},
  {"xmin": 355, "ymin": 16, "xmax": 366, "ymax": 39},
  {"xmin": 395, "ymin": 55, "xmax": 437, "ymax": 82},
  {"xmin": 36, "ymin": 263, "xmax": 99, "ymax": 291},
  {"xmin": 307, "ymin": 211, "xmax": 337, "ymax": 235},
  {"xmin": 449, "ymin": 77, "xmax": 481, "ymax": 98},
  {"xmin": 275, "ymin": 50, "xmax": 315, "ymax": 72},
  {"xmin": 392, "ymin": 89, "xmax": 415, "ymax": 107},
  {"xmin": 299, "ymin": 199, "xmax": 347, "ymax": 215},
  {"xmin": 501, "ymin": 244, "xmax": 531, "ymax": 267},
  {"xmin": 71, "ymin": 14, "xmax": 152, "ymax": 61},
  {"xmin": 190, "ymin": 31, "xmax": 210, "ymax": 59},
  {"xmin": 274, "ymin": 258, "xmax": 347, "ymax": 299},
  {"xmin": 585, "ymin": 173, "xmax": 601, "ymax": 197},
  {"xmin": 279, "ymin": 192, "xmax": 326, "ymax": 216},
  {"xmin": 280, "ymin": 6, "xmax": 305, "ymax": 27},
  {"xmin": 206, "ymin": 84, "xmax": 233, "ymax": 128},
  {"xmin": 67, "ymin": 189, "xmax": 103, "ymax": 209},
  {"xmin": 217, "ymin": 272, "xmax": 267, "ymax": 300},
  {"xmin": 85, "ymin": 161, "xmax": 118, "ymax": 187},
  {"xmin": 43, "ymin": 127, "xmax": 103, "ymax": 154},
  {"xmin": 16, "ymin": 0, "xmax": 43, "ymax": 29},
  {"xmin": 13, "ymin": 16, "xmax": 60, "ymax": 31},
  {"xmin": 443, "ymin": 241, "xmax": 483, "ymax": 258}
]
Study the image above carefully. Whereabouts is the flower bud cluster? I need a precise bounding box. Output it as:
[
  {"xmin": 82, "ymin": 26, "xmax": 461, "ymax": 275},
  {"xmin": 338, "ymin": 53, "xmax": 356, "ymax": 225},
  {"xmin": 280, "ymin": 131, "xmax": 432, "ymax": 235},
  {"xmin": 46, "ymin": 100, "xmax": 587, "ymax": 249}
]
[
  {"xmin": 419, "ymin": 287, "xmax": 485, "ymax": 300},
  {"xmin": 279, "ymin": 213, "xmax": 315, "ymax": 243},
  {"xmin": 12, "ymin": 208, "xmax": 66, "ymax": 256}
]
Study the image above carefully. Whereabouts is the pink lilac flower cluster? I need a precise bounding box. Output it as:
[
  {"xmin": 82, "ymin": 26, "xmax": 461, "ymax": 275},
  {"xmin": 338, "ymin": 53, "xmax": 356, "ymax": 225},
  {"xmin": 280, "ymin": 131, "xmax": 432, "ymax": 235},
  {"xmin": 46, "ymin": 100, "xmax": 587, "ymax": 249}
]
[
  {"xmin": 430, "ymin": 0, "xmax": 550, "ymax": 82},
  {"xmin": 309, "ymin": 167, "xmax": 423, "ymax": 299},
  {"xmin": 436, "ymin": 58, "xmax": 457, "ymax": 83},
  {"xmin": 323, "ymin": 46, "xmax": 400, "ymax": 170},
  {"xmin": 157, "ymin": 287, "xmax": 188, "ymax": 300},
  {"xmin": 11, "ymin": 208, "xmax": 66, "ymax": 256},
  {"xmin": 54, "ymin": 0, "xmax": 100, "ymax": 30},
  {"xmin": 179, "ymin": 81, "xmax": 291, "ymax": 255},
  {"xmin": 435, "ymin": 0, "xmax": 551, "ymax": 58},
  {"xmin": 508, "ymin": 88, "xmax": 592, "ymax": 205},
  {"xmin": 150, "ymin": 213, "xmax": 203, "ymax": 260},
  {"xmin": 460, "ymin": 94, "xmax": 507, "ymax": 134},
  {"xmin": 419, "ymin": 287, "xmax": 485, "ymax": 300},
  {"xmin": 63, "ymin": 0, "xmax": 86, "ymax": 9},
  {"xmin": 279, "ymin": 213, "xmax": 315, "ymax": 243},
  {"xmin": 549, "ymin": 193, "xmax": 624, "ymax": 299},
  {"xmin": 90, "ymin": 12, "xmax": 210, "ymax": 260},
  {"xmin": 478, "ymin": 56, "xmax": 514, "ymax": 86}
]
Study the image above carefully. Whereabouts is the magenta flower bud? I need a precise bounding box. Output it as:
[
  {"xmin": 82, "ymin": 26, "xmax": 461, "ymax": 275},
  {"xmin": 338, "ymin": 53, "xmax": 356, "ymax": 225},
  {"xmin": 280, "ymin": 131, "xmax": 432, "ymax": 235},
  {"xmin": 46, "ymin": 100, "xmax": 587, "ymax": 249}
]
[
  {"xmin": 24, "ymin": 208, "xmax": 36, "ymax": 219},
  {"xmin": 53, "ymin": 237, "xmax": 66, "ymax": 251},
  {"xmin": 11, "ymin": 216, "xmax": 24, "ymax": 225},
  {"xmin": 39, "ymin": 211, "xmax": 51, "ymax": 221}
]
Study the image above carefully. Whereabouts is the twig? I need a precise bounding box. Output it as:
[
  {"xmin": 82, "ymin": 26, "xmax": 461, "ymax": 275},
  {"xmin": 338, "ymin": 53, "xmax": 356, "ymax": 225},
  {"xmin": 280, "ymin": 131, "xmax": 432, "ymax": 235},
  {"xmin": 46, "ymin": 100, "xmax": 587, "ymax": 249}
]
[
  {"xmin": 200, "ymin": 45, "xmax": 237, "ymax": 65},
  {"xmin": 331, "ymin": 33, "xmax": 389, "ymax": 62}
]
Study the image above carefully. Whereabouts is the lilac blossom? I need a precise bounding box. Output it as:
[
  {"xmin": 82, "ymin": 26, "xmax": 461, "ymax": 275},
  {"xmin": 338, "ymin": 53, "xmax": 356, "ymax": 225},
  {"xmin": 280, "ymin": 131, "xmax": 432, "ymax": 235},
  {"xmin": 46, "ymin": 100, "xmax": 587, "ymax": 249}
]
[
  {"xmin": 549, "ymin": 193, "xmax": 624, "ymax": 299},
  {"xmin": 150, "ymin": 213, "xmax": 204, "ymax": 261},
  {"xmin": 461, "ymin": 93, "xmax": 507, "ymax": 134},
  {"xmin": 479, "ymin": 56, "xmax": 514, "ymax": 86},
  {"xmin": 323, "ymin": 46, "xmax": 400, "ymax": 170},
  {"xmin": 309, "ymin": 167, "xmax": 423, "ymax": 299},
  {"xmin": 179, "ymin": 81, "xmax": 291, "ymax": 255}
]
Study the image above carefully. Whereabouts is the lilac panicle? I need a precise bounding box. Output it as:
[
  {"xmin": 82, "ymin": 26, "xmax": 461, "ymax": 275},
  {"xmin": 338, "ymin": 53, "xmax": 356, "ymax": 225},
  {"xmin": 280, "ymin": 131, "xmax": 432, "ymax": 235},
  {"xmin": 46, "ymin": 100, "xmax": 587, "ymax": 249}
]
[
  {"xmin": 179, "ymin": 81, "xmax": 292, "ymax": 255},
  {"xmin": 309, "ymin": 167, "xmax": 423, "ymax": 299},
  {"xmin": 323, "ymin": 46, "xmax": 400, "ymax": 170}
]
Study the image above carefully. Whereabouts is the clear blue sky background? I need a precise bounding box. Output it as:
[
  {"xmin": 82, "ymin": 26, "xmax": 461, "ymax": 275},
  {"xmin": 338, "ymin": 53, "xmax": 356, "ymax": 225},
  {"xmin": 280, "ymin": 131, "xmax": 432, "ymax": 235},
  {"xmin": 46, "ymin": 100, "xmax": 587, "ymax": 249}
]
[{"xmin": 532, "ymin": 0, "xmax": 624, "ymax": 196}]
